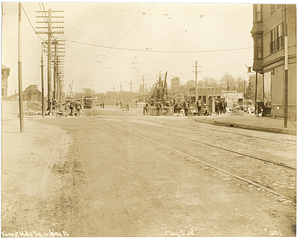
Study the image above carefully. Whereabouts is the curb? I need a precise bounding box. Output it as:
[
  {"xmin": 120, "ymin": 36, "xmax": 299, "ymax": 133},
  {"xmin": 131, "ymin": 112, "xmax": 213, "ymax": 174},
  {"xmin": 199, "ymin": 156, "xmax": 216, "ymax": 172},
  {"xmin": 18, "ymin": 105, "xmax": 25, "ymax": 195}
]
[{"xmin": 193, "ymin": 118, "xmax": 297, "ymax": 136}]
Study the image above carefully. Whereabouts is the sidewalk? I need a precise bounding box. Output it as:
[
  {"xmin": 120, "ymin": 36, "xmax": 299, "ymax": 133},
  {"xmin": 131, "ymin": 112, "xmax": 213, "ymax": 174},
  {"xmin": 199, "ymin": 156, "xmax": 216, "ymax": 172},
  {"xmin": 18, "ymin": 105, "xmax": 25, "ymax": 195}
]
[
  {"xmin": 193, "ymin": 114, "xmax": 297, "ymax": 135},
  {"xmin": 1, "ymin": 101, "xmax": 71, "ymax": 233}
]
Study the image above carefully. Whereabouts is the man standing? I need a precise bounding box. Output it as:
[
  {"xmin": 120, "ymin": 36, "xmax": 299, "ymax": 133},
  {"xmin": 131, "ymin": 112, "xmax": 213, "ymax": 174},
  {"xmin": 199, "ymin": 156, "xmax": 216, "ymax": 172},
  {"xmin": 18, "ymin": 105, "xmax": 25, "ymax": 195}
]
[
  {"xmin": 75, "ymin": 99, "xmax": 82, "ymax": 116},
  {"xmin": 196, "ymin": 96, "xmax": 203, "ymax": 116},
  {"xmin": 143, "ymin": 101, "xmax": 149, "ymax": 115},
  {"xmin": 183, "ymin": 99, "xmax": 189, "ymax": 116},
  {"xmin": 156, "ymin": 100, "xmax": 163, "ymax": 116}
]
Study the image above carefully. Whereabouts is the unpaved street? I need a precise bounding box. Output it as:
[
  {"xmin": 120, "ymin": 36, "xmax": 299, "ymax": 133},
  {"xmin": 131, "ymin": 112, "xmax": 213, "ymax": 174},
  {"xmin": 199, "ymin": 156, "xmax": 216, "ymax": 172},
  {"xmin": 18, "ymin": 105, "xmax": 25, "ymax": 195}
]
[{"xmin": 2, "ymin": 107, "xmax": 296, "ymax": 237}]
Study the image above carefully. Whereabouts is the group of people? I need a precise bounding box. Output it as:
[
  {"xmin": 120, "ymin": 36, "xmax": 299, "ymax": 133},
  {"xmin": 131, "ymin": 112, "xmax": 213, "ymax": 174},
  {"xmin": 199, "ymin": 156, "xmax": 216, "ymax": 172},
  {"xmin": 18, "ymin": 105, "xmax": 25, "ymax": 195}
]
[
  {"xmin": 53, "ymin": 99, "xmax": 82, "ymax": 117},
  {"xmin": 215, "ymin": 98, "xmax": 227, "ymax": 115},
  {"xmin": 143, "ymin": 96, "xmax": 227, "ymax": 117},
  {"xmin": 99, "ymin": 102, "xmax": 105, "ymax": 108}
]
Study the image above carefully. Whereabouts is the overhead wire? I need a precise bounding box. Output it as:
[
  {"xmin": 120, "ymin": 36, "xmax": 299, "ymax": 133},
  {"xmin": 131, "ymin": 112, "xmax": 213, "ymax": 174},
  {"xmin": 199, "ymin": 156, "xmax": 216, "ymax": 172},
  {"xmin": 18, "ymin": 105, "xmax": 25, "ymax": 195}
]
[
  {"xmin": 148, "ymin": 4, "xmax": 225, "ymax": 49},
  {"xmin": 21, "ymin": 3, "xmax": 44, "ymax": 41},
  {"xmin": 62, "ymin": 38, "xmax": 251, "ymax": 53}
]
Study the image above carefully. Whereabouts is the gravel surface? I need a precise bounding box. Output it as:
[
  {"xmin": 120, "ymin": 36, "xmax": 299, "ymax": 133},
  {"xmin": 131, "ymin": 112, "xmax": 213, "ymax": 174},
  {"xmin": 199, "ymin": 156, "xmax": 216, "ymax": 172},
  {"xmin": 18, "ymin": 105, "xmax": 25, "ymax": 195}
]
[{"xmin": 2, "ymin": 107, "xmax": 296, "ymax": 237}]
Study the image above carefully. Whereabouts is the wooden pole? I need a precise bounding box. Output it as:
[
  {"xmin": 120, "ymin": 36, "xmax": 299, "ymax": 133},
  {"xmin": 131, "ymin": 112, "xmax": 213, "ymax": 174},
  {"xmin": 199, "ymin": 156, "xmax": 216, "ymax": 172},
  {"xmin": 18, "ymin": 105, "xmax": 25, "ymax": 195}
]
[{"xmin": 18, "ymin": 2, "xmax": 24, "ymax": 132}]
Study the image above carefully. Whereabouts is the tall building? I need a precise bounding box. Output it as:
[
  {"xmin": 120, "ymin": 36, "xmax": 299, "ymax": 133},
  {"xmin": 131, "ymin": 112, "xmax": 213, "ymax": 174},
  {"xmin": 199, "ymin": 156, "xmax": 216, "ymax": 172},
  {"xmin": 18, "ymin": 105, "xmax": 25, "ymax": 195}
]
[{"xmin": 251, "ymin": 4, "xmax": 296, "ymax": 120}]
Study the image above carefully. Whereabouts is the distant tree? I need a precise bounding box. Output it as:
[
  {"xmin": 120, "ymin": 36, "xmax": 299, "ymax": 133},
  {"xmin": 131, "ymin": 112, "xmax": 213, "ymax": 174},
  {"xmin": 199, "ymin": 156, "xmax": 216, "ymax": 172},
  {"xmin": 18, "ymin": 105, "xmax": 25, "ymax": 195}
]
[
  {"xmin": 245, "ymin": 76, "xmax": 255, "ymax": 100},
  {"xmin": 201, "ymin": 77, "xmax": 218, "ymax": 87},
  {"xmin": 235, "ymin": 76, "xmax": 246, "ymax": 93},
  {"xmin": 185, "ymin": 80, "xmax": 195, "ymax": 90},
  {"xmin": 82, "ymin": 88, "xmax": 96, "ymax": 96},
  {"xmin": 220, "ymin": 72, "xmax": 236, "ymax": 91}
]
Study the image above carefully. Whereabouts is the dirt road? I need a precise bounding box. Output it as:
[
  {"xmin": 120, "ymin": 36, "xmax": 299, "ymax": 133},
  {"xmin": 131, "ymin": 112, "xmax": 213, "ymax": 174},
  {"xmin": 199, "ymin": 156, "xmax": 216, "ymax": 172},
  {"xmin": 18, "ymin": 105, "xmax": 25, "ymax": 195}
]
[{"xmin": 2, "ymin": 107, "xmax": 296, "ymax": 237}]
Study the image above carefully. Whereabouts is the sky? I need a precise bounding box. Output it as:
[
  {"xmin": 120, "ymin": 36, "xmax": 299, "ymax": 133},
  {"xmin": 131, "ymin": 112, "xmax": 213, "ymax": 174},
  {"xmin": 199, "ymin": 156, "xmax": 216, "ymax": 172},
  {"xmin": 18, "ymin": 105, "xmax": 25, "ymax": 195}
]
[{"xmin": 2, "ymin": 2, "xmax": 257, "ymax": 96}]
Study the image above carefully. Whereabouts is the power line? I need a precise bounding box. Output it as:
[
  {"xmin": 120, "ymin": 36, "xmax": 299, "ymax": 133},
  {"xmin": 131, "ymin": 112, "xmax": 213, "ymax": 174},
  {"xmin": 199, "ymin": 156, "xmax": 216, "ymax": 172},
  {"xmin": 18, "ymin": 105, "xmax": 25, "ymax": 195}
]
[
  {"xmin": 75, "ymin": 3, "xmax": 249, "ymax": 18},
  {"xmin": 112, "ymin": 4, "xmax": 155, "ymax": 48},
  {"xmin": 62, "ymin": 38, "xmax": 251, "ymax": 53},
  {"xmin": 21, "ymin": 4, "xmax": 44, "ymax": 41},
  {"xmin": 149, "ymin": 4, "xmax": 225, "ymax": 48}
]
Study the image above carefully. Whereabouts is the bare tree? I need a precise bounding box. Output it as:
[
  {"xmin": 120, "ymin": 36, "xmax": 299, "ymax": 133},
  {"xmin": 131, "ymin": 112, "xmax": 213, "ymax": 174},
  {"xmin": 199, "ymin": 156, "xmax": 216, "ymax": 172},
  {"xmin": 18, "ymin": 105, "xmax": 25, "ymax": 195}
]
[
  {"xmin": 201, "ymin": 77, "xmax": 218, "ymax": 87},
  {"xmin": 235, "ymin": 76, "xmax": 246, "ymax": 93},
  {"xmin": 220, "ymin": 72, "xmax": 235, "ymax": 91}
]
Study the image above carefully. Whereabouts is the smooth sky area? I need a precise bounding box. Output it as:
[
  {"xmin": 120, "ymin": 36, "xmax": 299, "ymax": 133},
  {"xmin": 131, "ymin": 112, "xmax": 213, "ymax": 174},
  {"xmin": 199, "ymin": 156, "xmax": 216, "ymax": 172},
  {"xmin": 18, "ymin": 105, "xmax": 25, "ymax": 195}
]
[{"xmin": 2, "ymin": 2, "xmax": 256, "ymax": 96}]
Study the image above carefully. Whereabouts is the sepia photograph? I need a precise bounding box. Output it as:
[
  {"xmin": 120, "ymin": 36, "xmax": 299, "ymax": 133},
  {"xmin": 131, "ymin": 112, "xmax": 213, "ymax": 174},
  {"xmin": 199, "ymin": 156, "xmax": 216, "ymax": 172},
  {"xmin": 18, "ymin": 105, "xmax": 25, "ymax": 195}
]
[{"xmin": 1, "ymin": 1, "xmax": 297, "ymax": 237}]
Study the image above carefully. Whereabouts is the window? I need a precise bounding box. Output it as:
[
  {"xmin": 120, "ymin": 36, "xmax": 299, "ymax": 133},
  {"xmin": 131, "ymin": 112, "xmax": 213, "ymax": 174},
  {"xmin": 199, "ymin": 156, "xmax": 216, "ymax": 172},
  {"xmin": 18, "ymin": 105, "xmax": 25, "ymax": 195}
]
[
  {"xmin": 276, "ymin": 24, "xmax": 283, "ymax": 50},
  {"xmin": 257, "ymin": 37, "xmax": 263, "ymax": 58},
  {"xmin": 270, "ymin": 23, "xmax": 284, "ymax": 53},
  {"xmin": 256, "ymin": 4, "xmax": 262, "ymax": 22}
]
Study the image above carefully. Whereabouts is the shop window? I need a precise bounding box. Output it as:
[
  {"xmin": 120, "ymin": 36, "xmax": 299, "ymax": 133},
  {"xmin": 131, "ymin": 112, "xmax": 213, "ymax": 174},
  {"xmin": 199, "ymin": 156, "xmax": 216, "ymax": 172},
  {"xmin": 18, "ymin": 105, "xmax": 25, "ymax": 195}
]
[{"xmin": 264, "ymin": 72, "xmax": 272, "ymax": 107}]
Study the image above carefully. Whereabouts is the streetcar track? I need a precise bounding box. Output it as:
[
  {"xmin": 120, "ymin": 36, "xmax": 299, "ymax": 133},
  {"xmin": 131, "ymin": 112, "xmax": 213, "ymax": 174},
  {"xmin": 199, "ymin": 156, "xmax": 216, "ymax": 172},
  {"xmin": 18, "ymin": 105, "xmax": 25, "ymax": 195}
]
[
  {"xmin": 164, "ymin": 132, "xmax": 296, "ymax": 170},
  {"xmin": 109, "ymin": 117, "xmax": 296, "ymax": 170},
  {"xmin": 140, "ymin": 117, "xmax": 297, "ymax": 145},
  {"xmin": 108, "ymin": 121, "xmax": 295, "ymax": 203}
]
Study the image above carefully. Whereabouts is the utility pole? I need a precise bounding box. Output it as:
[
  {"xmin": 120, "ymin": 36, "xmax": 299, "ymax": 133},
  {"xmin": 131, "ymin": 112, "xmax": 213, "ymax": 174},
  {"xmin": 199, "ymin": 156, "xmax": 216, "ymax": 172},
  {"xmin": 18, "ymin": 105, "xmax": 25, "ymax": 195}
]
[
  {"xmin": 283, "ymin": 4, "xmax": 288, "ymax": 128},
  {"xmin": 140, "ymin": 76, "xmax": 147, "ymax": 102},
  {"xmin": 40, "ymin": 42, "xmax": 45, "ymax": 117},
  {"xmin": 192, "ymin": 61, "xmax": 201, "ymax": 103},
  {"xmin": 53, "ymin": 39, "xmax": 57, "ymax": 101},
  {"xmin": 36, "ymin": 9, "xmax": 64, "ymax": 114},
  {"xmin": 18, "ymin": 2, "xmax": 24, "ymax": 132},
  {"xmin": 113, "ymin": 86, "xmax": 116, "ymax": 105},
  {"xmin": 120, "ymin": 83, "xmax": 123, "ymax": 102},
  {"xmin": 128, "ymin": 80, "xmax": 134, "ymax": 105},
  {"xmin": 255, "ymin": 72, "xmax": 258, "ymax": 115}
]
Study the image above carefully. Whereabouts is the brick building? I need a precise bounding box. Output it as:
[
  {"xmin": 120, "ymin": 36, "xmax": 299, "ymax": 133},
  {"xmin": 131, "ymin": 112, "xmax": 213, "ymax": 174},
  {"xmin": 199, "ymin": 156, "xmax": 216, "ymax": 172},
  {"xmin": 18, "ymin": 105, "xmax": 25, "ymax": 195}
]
[
  {"xmin": 7, "ymin": 85, "xmax": 42, "ymax": 101},
  {"xmin": 251, "ymin": 4, "xmax": 297, "ymax": 119}
]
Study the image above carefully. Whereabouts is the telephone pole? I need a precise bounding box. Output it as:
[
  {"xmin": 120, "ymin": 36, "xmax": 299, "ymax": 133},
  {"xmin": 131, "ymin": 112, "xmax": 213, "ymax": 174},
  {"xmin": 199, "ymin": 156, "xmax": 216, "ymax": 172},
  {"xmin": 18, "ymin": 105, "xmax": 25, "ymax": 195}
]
[
  {"xmin": 128, "ymin": 80, "xmax": 134, "ymax": 104},
  {"xmin": 36, "ymin": 9, "xmax": 64, "ymax": 114},
  {"xmin": 40, "ymin": 42, "xmax": 45, "ymax": 117},
  {"xmin": 140, "ymin": 76, "xmax": 147, "ymax": 102},
  {"xmin": 113, "ymin": 86, "xmax": 116, "ymax": 105},
  {"xmin": 120, "ymin": 83, "xmax": 123, "ymax": 102},
  {"xmin": 192, "ymin": 61, "xmax": 201, "ymax": 102},
  {"xmin": 18, "ymin": 3, "xmax": 24, "ymax": 132},
  {"xmin": 283, "ymin": 4, "xmax": 288, "ymax": 128}
]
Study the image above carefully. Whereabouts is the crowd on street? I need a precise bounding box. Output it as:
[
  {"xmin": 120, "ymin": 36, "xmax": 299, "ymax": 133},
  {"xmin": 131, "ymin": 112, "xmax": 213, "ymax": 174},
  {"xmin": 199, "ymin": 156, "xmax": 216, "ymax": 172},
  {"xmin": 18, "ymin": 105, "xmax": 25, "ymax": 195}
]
[
  {"xmin": 46, "ymin": 99, "xmax": 83, "ymax": 117},
  {"xmin": 143, "ymin": 97, "xmax": 228, "ymax": 117}
]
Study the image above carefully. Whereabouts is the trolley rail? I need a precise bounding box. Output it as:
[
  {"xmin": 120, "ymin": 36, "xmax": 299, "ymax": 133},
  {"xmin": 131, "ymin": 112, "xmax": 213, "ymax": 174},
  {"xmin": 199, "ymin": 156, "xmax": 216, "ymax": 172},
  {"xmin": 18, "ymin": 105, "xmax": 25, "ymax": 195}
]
[{"xmin": 108, "ymin": 121, "xmax": 296, "ymax": 203}]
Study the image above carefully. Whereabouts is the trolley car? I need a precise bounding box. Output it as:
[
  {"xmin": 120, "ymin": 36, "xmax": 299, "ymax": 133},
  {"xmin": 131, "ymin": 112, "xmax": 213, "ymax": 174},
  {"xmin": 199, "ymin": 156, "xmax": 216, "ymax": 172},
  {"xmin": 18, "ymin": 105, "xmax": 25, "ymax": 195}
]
[{"xmin": 83, "ymin": 96, "xmax": 93, "ymax": 109}]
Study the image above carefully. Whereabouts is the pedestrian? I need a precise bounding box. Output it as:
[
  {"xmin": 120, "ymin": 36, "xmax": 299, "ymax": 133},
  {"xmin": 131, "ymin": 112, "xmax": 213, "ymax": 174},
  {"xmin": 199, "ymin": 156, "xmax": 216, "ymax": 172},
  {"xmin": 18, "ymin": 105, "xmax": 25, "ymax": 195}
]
[
  {"xmin": 173, "ymin": 100, "xmax": 178, "ymax": 113},
  {"xmin": 126, "ymin": 103, "xmax": 130, "ymax": 111},
  {"xmin": 183, "ymin": 99, "xmax": 189, "ymax": 116},
  {"xmin": 75, "ymin": 99, "xmax": 82, "ymax": 116},
  {"xmin": 69, "ymin": 101, "xmax": 74, "ymax": 116},
  {"xmin": 224, "ymin": 99, "xmax": 227, "ymax": 113},
  {"xmin": 143, "ymin": 101, "xmax": 149, "ymax": 115},
  {"xmin": 196, "ymin": 96, "xmax": 203, "ymax": 116},
  {"xmin": 156, "ymin": 100, "xmax": 163, "ymax": 116},
  {"xmin": 215, "ymin": 99, "xmax": 220, "ymax": 116},
  {"xmin": 102, "ymin": 101, "xmax": 105, "ymax": 108},
  {"xmin": 222, "ymin": 99, "xmax": 226, "ymax": 114}
]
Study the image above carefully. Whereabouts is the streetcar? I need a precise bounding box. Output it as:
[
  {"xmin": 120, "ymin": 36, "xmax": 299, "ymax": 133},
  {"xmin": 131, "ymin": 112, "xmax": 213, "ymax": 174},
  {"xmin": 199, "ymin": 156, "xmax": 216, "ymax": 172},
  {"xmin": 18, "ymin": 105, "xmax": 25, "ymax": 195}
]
[{"xmin": 83, "ymin": 96, "xmax": 93, "ymax": 109}]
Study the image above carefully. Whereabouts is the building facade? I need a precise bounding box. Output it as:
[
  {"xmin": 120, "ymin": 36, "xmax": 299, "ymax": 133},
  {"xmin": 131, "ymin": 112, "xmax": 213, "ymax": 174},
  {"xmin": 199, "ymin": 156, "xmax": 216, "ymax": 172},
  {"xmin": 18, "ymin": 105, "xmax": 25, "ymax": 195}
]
[
  {"xmin": 221, "ymin": 91, "xmax": 244, "ymax": 109},
  {"xmin": 7, "ymin": 85, "xmax": 42, "ymax": 101},
  {"xmin": 2, "ymin": 65, "xmax": 10, "ymax": 98},
  {"xmin": 251, "ymin": 4, "xmax": 297, "ymax": 119}
]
